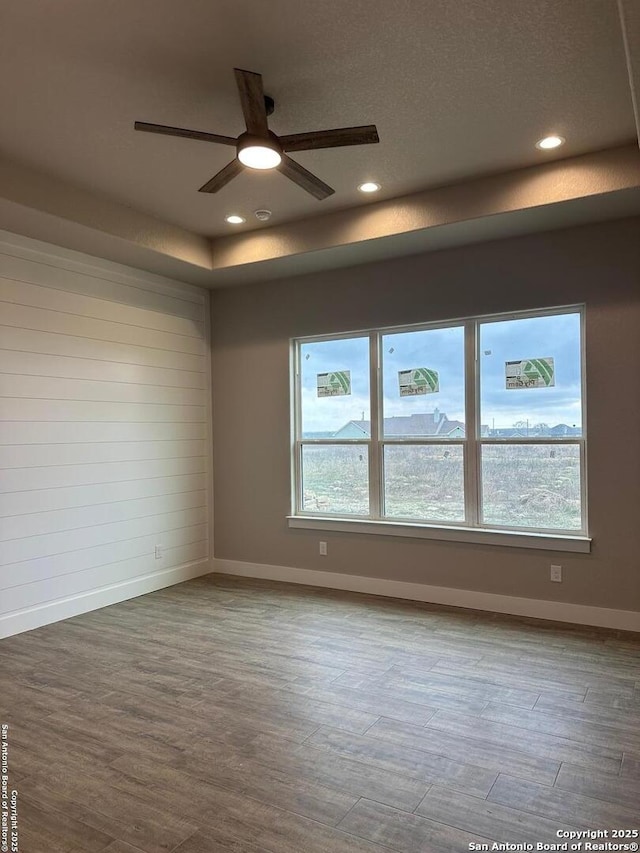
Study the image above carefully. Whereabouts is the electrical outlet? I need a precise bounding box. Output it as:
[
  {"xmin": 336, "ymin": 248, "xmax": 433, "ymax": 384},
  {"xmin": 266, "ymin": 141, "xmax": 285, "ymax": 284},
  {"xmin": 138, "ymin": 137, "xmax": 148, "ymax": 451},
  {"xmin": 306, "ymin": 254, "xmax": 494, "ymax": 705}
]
[
  {"xmin": 319, "ymin": 541, "xmax": 327, "ymax": 556},
  {"xmin": 154, "ymin": 544, "xmax": 163, "ymax": 560},
  {"xmin": 550, "ymin": 564, "xmax": 562, "ymax": 582}
]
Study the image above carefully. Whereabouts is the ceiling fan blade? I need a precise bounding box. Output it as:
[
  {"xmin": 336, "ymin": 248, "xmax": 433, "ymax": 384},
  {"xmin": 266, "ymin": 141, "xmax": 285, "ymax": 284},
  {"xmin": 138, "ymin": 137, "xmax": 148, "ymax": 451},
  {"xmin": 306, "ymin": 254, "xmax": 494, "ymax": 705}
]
[
  {"xmin": 280, "ymin": 125, "xmax": 379, "ymax": 152},
  {"xmin": 278, "ymin": 155, "xmax": 334, "ymax": 200},
  {"xmin": 198, "ymin": 159, "xmax": 243, "ymax": 193},
  {"xmin": 234, "ymin": 68, "xmax": 269, "ymax": 136},
  {"xmin": 134, "ymin": 121, "xmax": 236, "ymax": 146}
]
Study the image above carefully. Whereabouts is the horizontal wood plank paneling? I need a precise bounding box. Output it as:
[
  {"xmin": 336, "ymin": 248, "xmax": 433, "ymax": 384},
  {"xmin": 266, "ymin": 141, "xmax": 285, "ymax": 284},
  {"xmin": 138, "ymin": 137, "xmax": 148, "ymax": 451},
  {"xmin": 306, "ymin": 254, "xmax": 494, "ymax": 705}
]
[
  {"xmin": 0, "ymin": 473, "xmax": 207, "ymax": 516},
  {"xmin": 0, "ymin": 523, "xmax": 208, "ymax": 595},
  {"xmin": 0, "ymin": 421, "xmax": 206, "ymax": 445},
  {"xmin": 0, "ymin": 489, "xmax": 207, "ymax": 540},
  {"xmin": 0, "ymin": 457, "xmax": 206, "ymax": 493},
  {"xmin": 0, "ymin": 247, "xmax": 204, "ymax": 318},
  {"xmin": 0, "ymin": 326, "xmax": 204, "ymax": 372},
  {"xmin": 0, "ymin": 276, "xmax": 204, "ymax": 337},
  {"xmin": 0, "ymin": 399, "xmax": 205, "ymax": 424},
  {"xmin": 0, "ymin": 507, "xmax": 209, "ymax": 566},
  {"xmin": 1, "ymin": 537, "xmax": 209, "ymax": 614},
  {"xmin": 0, "ymin": 350, "xmax": 206, "ymax": 388},
  {"xmin": 0, "ymin": 439, "xmax": 206, "ymax": 469},
  {"xmin": 0, "ymin": 232, "xmax": 211, "ymax": 628},
  {"xmin": 1, "ymin": 302, "xmax": 204, "ymax": 354},
  {"xmin": 0, "ymin": 375, "xmax": 206, "ymax": 406}
]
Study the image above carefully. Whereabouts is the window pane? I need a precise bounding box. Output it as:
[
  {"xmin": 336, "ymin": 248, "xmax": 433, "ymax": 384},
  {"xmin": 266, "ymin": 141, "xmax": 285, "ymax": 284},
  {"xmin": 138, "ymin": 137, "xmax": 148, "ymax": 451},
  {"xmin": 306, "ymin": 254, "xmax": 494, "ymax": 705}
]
[
  {"xmin": 301, "ymin": 337, "xmax": 370, "ymax": 439},
  {"xmin": 381, "ymin": 326, "xmax": 465, "ymax": 438},
  {"xmin": 302, "ymin": 445, "xmax": 369, "ymax": 515},
  {"xmin": 383, "ymin": 445, "xmax": 465, "ymax": 522},
  {"xmin": 480, "ymin": 312, "xmax": 582, "ymax": 437},
  {"xmin": 481, "ymin": 444, "xmax": 581, "ymax": 530}
]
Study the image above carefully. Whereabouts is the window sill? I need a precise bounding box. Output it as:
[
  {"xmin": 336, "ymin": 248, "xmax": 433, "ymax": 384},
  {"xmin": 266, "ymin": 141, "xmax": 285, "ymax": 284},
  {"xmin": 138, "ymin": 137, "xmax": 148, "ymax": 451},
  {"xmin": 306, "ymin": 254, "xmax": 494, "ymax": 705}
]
[{"xmin": 287, "ymin": 516, "xmax": 591, "ymax": 553}]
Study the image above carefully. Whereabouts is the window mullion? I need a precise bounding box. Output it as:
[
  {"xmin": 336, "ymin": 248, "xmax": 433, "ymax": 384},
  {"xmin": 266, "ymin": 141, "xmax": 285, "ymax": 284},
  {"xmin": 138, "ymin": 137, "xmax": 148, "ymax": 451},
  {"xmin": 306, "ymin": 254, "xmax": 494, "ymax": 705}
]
[
  {"xmin": 368, "ymin": 332, "xmax": 382, "ymax": 519},
  {"xmin": 292, "ymin": 342, "xmax": 302, "ymax": 515},
  {"xmin": 464, "ymin": 320, "xmax": 480, "ymax": 526}
]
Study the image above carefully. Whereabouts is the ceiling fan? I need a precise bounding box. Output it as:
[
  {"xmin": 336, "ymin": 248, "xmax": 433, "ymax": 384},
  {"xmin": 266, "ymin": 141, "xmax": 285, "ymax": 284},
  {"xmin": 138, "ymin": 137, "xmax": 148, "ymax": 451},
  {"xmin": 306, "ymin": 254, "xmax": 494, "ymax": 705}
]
[{"xmin": 134, "ymin": 68, "xmax": 379, "ymax": 200}]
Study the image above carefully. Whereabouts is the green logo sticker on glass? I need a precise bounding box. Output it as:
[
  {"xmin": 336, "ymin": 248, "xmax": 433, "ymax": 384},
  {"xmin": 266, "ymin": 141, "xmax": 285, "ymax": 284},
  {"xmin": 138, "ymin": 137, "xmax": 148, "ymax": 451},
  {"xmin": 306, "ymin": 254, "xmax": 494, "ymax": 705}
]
[
  {"xmin": 505, "ymin": 357, "xmax": 555, "ymax": 389},
  {"xmin": 317, "ymin": 370, "xmax": 351, "ymax": 397},
  {"xmin": 398, "ymin": 367, "xmax": 439, "ymax": 396}
]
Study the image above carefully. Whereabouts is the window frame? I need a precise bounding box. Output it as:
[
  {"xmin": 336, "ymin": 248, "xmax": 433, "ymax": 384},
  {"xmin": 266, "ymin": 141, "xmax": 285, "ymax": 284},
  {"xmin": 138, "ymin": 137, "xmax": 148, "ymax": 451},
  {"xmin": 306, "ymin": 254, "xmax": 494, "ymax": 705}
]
[{"xmin": 290, "ymin": 305, "xmax": 589, "ymax": 552}]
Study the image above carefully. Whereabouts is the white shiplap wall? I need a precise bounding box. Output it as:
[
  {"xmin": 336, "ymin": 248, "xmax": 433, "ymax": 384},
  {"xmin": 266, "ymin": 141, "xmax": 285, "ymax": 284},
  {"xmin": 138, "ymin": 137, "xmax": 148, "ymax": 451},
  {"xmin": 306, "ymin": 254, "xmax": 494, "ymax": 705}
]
[{"xmin": 0, "ymin": 232, "xmax": 212, "ymax": 637}]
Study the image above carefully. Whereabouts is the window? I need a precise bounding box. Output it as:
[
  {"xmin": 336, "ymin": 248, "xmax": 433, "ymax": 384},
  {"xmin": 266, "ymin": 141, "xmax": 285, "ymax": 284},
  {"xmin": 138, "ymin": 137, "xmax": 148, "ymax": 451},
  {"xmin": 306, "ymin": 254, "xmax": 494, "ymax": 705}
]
[{"xmin": 291, "ymin": 306, "xmax": 587, "ymax": 547}]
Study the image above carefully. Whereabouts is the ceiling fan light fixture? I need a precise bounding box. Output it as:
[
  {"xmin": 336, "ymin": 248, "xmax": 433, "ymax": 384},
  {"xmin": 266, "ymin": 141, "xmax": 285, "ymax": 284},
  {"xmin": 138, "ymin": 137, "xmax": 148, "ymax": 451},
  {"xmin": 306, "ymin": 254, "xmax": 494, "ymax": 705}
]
[
  {"xmin": 536, "ymin": 135, "xmax": 565, "ymax": 150},
  {"xmin": 237, "ymin": 133, "xmax": 282, "ymax": 170},
  {"xmin": 136, "ymin": 68, "xmax": 379, "ymax": 198},
  {"xmin": 358, "ymin": 181, "xmax": 381, "ymax": 193}
]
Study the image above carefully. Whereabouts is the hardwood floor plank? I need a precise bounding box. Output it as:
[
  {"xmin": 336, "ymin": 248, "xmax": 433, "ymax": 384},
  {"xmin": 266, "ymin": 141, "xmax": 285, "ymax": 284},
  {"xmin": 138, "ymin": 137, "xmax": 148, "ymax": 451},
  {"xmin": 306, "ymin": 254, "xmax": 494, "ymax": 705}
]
[
  {"xmin": 278, "ymin": 679, "xmax": 437, "ymax": 725},
  {"xmin": 534, "ymin": 693, "xmax": 640, "ymax": 736},
  {"xmin": 3, "ymin": 574, "xmax": 639, "ymax": 851},
  {"xmin": 111, "ymin": 749, "xmax": 360, "ymax": 827},
  {"xmin": 18, "ymin": 769, "xmax": 199, "ymax": 853},
  {"xmin": 366, "ymin": 716, "xmax": 560, "ymax": 785},
  {"xmin": 427, "ymin": 708, "xmax": 623, "ymax": 772},
  {"xmin": 101, "ymin": 843, "xmax": 151, "ymax": 853},
  {"xmin": 305, "ymin": 725, "xmax": 498, "ymax": 797},
  {"xmin": 167, "ymin": 782, "xmax": 396, "ymax": 853},
  {"xmin": 337, "ymin": 797, "xmax": 490, "ymax": 852},
  {"xmin": 331, "ymin": 671, "xmax": 493, "ymax": 714},
  {"xmin": 584, "ymin": 687, "xmax": 640, "ymax": 710},
  {"xmin": 430, "ymin": 659, "xmax": 588, "ymax": 697},
  {"xmin": 519, "ymin": 652, "xmax": 640, "ymax": 683},
  {"xmin": 621, "ymin": 754, "xmax": 640, "ymax": 780},
  {"xmin": 192, "ymin": 680, "xmax": 381, "ymax": 735},
  {"xmin": 371, "ymin": 664, "xmax": 543, "ymax": 707},
  {"xmin": 246, "ymin": 732, "xmax": 432, "ymax": 811},
  {"xmin": 482, "ymin": 700, "xmax": 640, "ymax": 754},
  {"xmin": 415, "ymin": 785, "xmax": 579, "ymax": 844},
  {"xmin": 488, "ymin": 774, "xmax": 640, "ymax": 828},
  {"xmin": 555, "ymin": 763, "xmax": 640, "ymax": 813},
  {"xmin": 172, "ymin": 828, "xmax": 273, "ymax": 853},
  {"xmin": 16, "ymin": 795, "xmax": 114, "ymax": 853}
]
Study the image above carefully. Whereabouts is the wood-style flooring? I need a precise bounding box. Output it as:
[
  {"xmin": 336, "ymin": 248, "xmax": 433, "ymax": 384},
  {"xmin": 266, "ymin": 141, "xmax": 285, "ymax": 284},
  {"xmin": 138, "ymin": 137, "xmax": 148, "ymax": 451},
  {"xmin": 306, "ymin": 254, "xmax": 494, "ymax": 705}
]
[{"xmin": 1, "ymin": 574, "xmax": 639, "ymax": 852}]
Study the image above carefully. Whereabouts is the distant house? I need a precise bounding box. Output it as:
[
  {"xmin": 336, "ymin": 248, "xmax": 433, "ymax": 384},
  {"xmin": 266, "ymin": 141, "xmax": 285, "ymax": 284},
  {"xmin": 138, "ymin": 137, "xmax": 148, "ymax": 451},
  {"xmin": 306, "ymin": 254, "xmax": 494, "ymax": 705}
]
[
  {"xmin": 334, "ymin": 409, "xmax": 466, "ymax": 439},
  {"xmin": 333, "ymin": 413, "xmax": 581, "ymax": 439},
  {"xmin": 548, "ymin": 424, "xmax": 582, "ymax": 437},
  {"xmin": 488, "ymin": 423, "xmax": 581, "ymax": 438}
]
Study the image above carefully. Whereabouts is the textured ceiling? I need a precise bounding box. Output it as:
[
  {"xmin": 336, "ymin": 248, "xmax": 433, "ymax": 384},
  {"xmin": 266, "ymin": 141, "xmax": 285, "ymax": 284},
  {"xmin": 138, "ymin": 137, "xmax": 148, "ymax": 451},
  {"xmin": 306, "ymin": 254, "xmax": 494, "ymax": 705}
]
[
  {"xmin": 0, "ymin": 0, "xmax": 638, "ymax": 286},
  {"xmin": 1, "ymin": 0, "xmax": 636, "ymax": 241}
]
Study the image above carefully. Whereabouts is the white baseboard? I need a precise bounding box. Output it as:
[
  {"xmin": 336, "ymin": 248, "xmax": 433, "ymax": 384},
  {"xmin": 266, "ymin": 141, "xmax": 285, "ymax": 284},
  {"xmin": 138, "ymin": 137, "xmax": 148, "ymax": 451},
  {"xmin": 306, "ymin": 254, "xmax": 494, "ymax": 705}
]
[
  {"xmin": 214, "ymin": 559, "xmax": 640, "ymax": 633},
  {"xmin": 0, "ymin": 559, "xmax": 213, "ymax": 639}
]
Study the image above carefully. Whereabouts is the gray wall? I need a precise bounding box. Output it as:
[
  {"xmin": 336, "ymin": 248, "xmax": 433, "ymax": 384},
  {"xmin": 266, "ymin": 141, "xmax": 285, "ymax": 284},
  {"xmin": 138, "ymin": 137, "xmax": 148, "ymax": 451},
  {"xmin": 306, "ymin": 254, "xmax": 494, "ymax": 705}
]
[{"xmin": 211, "ymin": 217, "xmax": 640, "ymax": 612}]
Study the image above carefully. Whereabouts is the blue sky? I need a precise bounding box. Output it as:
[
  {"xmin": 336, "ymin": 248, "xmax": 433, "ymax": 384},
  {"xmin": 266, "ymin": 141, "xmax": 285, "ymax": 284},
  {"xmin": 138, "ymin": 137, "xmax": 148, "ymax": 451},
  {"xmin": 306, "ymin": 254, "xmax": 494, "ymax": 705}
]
[{"xmin": 300, "ymin": 312, "xmax": 582, "ymax": 434}]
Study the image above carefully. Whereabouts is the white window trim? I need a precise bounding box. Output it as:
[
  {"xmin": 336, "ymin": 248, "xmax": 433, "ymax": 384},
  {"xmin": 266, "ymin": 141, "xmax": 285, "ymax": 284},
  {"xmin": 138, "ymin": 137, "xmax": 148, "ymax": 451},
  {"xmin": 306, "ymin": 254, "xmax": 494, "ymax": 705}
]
[{"xmin": 290, "ymin": 305, "xmax": 588, "ymax": 550}]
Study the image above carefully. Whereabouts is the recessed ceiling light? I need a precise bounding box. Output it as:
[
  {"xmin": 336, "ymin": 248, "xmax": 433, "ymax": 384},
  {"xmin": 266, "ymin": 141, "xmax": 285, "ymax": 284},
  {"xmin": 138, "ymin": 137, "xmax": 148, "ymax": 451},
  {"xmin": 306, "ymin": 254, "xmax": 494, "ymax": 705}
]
[
  {"xmin": 536, "ymin": 135, "xmax": 565, "ymax": 150},
  {"xmin": 358, "ymin": 181, "xmax": 381, "ymax": 193},
  {"xmin": 224, "ymin": 214, "xmax": 245, "ymax": 224}
]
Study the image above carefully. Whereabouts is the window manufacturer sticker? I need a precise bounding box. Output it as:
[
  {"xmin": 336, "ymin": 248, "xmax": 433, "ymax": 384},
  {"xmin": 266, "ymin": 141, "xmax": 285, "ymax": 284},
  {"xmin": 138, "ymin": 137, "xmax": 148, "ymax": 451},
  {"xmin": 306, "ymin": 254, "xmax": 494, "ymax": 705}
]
[
  {"xmin": 398, "ymin": 367, "xmax": 439, "ymax": 396},
  {"xmin": 317, "ymin": 370, "xmax": 351, "ymax": 397},
  {"xmin": 505, "ymin": 358, "xmax": 555, "ymax": 389}
]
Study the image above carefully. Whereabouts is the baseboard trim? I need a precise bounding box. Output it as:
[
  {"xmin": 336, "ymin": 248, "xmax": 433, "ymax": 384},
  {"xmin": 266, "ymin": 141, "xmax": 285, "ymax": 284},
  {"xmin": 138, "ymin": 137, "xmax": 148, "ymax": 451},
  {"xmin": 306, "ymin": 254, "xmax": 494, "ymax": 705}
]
[
  {"xmin": 0, "ymin": 559, "xmax": 213, "ymax": 638},
  {"xmin": 214, "ymin": 559, "xmax": 640, "ymax": 632}
]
